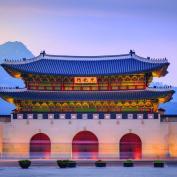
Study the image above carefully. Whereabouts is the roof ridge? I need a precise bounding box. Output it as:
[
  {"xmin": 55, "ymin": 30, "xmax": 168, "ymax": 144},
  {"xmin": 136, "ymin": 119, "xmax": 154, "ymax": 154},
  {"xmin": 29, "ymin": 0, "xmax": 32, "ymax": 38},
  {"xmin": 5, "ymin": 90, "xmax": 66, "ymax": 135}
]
[
  {"xmin": 133, "ymin": 54, "xmax": 168, "ymax": 64},
  {"xmin": 3, "ymin": 55, "xmax": 41, "ymax": 65},
  {"xmin": 43, "ymin": 53, "xmax": 130, "ymax": 61},
  {"xmin": 0, "ymin": 88, "xmax": 174, "ymax": 103},
  {"xmin": 0, "ymin": 87, "xmax": 174, "ymax": 93},
  {"xmin": 2, "ymin": 50, "xmax": 168, "ymax": 65}
]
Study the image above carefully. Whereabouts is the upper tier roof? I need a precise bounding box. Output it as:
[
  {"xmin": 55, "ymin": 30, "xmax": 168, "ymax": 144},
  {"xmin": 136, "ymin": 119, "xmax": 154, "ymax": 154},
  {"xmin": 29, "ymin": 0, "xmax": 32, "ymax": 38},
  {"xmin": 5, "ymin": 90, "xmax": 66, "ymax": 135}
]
[
  {"xmin": 1, "ymin": 51, "xmax": 169, "ymax": 76},
  {"xmin": 0, "ymin": 88, "xmax": 174, "ymax": 102}
]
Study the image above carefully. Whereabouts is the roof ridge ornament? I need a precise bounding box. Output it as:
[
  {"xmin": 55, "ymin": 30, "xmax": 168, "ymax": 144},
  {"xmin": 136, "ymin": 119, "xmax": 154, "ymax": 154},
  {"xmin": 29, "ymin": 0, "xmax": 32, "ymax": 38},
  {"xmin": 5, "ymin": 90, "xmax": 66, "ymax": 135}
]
[
  {"xmin": 2, "ymin": 50, "xmax": 169, "ymax": 66},
  {"xmin": 129, "ymin": 50, "xmax": 135, "ymax": 56},
  {"xmin": 0, "ymin": 87, "xmax": 27, "ymax": 92},
  {"xmin": 134, "ymin": 54, "xmax": 168, "ymax": 64},
  {"xmin": 3, "ymin": 55, "xmax": 42, "ymax": 65},
  {"xmin": 40, "ymin": 50, "xmax": 46, "ymax": 57}
]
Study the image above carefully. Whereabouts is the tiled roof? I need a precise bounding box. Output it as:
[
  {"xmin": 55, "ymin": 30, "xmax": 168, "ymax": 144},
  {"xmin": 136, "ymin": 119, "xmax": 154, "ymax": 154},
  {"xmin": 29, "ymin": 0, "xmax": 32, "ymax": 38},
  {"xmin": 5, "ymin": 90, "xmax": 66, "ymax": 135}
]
[
  {"xmin": 1, "ymin": 51, "xmax": 169, "ymax": 76},
  {"xmin": 0, "ymin": 89, "xmax": 174, "ymax": 102}
]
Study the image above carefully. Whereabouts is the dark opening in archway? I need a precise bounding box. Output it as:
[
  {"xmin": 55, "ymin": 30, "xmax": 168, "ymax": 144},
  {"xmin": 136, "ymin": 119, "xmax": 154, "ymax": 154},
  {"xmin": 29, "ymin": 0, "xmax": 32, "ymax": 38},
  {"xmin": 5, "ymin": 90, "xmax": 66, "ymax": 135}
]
[
  {"xmin": 72, "ymin": 131, "xmax": 98, "ymax": 159},
  {"xmin": 30, "ymin": 133, "xmax": 51, "ymax": 159},
  {"xmin": 119, "ymin": 133, "xmax": 142, "ymax": 159}
]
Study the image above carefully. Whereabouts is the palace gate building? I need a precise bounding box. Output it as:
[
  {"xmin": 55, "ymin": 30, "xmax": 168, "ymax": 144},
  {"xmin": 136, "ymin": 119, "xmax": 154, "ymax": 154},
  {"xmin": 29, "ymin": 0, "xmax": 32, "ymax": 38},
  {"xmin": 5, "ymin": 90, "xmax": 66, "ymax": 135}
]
[{"xmin": 0, "ymin": 50, "xmax": 176, "ymax": 159}]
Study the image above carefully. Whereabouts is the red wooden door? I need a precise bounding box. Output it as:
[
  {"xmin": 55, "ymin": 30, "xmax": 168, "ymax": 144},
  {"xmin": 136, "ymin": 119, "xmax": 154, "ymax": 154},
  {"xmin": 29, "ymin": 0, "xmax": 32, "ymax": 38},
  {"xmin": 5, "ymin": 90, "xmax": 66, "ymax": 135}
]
[
  {"xmin": 120, "ymin": 133, "xmax": 142, "ymax": 159},
  {"xmin": 72, "ymin": 131, "xmax": 98, "ymax": 159},
  {"xmin": 30, "ymin": 133, "xmax": 51, "ymax": 159}
]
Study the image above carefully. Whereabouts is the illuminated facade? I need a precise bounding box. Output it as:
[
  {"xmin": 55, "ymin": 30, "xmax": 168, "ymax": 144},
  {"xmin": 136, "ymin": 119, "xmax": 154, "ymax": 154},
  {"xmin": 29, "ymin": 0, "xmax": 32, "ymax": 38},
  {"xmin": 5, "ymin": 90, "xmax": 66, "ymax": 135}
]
[{"xmin": 0, "ymin": 50, "xmax": 176, "ymax": 160}]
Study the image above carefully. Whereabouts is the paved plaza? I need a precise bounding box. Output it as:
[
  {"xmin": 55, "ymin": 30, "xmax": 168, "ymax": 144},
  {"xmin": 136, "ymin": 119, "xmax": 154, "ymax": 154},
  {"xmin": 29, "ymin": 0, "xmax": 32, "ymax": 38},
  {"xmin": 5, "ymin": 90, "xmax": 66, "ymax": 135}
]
[{"xmin": 0, "ymin": 166, "xmax": 177, "ymax": 177}]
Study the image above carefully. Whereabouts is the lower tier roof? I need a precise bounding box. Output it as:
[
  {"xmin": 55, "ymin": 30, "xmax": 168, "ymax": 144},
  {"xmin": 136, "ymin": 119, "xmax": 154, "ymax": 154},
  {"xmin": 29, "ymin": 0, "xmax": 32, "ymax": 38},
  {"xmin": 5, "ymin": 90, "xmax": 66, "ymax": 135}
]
[{"xmin": 0, "ymin": 89, "xmax": 174, "ymax": 102}]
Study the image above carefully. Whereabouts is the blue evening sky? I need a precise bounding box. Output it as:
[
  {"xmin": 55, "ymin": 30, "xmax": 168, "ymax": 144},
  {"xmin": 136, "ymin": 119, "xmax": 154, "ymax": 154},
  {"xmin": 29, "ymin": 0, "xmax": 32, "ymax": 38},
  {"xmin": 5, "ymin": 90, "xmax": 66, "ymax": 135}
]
[{"xmin": 0, "ymin": 0, "xmax": 177, "ymax": 85}]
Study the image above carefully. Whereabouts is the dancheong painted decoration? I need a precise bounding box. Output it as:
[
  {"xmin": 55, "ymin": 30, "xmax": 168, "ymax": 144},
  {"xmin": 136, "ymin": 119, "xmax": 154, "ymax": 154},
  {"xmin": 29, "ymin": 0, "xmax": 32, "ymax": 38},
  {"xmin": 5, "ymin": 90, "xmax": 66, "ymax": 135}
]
[
  {"xmin": 0, "ymin": 50, "xmax": 175, "ymax": 159},
  {"xmin": 0, "ymin": 50, "xmax": 174, "ymax": 115}
]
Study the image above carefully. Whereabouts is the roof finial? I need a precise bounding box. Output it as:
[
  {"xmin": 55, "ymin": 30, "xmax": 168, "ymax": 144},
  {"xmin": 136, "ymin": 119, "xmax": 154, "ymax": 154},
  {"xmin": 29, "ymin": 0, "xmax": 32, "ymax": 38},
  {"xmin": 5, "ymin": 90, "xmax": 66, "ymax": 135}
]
[
  {"xmin": 40, "ymin": 50, "xmax": 46, "ymax": 57},
  {"xmin": 129, "ymin": 49, "xmax": 135, "ymax": 56}
]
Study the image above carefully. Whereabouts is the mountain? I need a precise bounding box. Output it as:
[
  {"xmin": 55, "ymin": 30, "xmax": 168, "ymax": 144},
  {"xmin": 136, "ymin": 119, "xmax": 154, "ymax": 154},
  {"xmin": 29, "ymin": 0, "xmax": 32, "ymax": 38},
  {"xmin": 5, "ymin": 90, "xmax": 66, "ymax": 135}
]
[
  {"xmin": 0, "ymin": 41, "xmax": 34, "ymax": 114},
  {"xmin": 0, "ymin": 41, "xmax": 34, "ymax": 87},
  {"xmin": 0, "ymin": 41, "xmax": 33, "ymax": 61},
  {"xmin": 160, "ymin": 102, "xmax": 177, "ymax": 114},
  {"xmin": 150, "ymin": 82, "xmax": 177, "ymax": 114},
  {"xmin": 159, "ymin": 87, "xmax": 177, "ymax": 114}
]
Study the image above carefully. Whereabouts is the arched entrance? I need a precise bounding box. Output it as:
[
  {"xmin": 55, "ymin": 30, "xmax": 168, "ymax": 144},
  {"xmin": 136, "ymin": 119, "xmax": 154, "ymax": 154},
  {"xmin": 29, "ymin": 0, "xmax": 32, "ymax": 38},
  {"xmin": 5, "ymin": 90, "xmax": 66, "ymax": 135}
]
[
  {"xmin": 30, "ymin": 133, "xmax": 51, "ymax": 159},
  {"xmin": 72, "ymin": 131, "xmax": 98, "ymax": 159},
  {"xmin": 119, "ymin": 133, "xmax": 142, "ymax": 159}
]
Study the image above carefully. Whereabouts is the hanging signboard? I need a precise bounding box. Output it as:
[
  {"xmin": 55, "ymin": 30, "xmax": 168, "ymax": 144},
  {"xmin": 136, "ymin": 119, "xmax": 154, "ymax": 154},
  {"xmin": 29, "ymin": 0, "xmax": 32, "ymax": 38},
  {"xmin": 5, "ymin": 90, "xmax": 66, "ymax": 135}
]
[{"xmin": 74, "ymin": 77, "xmax": 97, "ymax": 84}]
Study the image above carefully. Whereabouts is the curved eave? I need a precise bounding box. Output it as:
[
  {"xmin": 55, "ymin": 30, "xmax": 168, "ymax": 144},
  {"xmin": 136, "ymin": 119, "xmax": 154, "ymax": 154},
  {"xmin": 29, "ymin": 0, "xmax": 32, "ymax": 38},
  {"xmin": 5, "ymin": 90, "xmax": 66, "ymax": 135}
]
[
  {"xmin": 158, "ymin": 91, "xmax": 175, "ymax": 103},
  {"xmin": 1, "ymin": 65, "xmax": 23, "ymax": 78},
  {"xmin": 1, "ymin": 62, "xmax": 169, "ymax": 78},
  {"xmin": 152, "ymin": 64, "xmax": 169, "ymax": 77},
  {"xmin": 0, "ymin": 89, "xmax": 174, "ymax": 103}
]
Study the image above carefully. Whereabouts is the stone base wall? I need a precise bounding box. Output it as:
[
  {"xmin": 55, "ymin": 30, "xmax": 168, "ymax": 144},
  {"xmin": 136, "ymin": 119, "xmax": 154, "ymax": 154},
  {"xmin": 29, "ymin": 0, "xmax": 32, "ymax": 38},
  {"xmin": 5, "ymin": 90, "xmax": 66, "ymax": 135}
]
[{"xmin": 0, "ymin": 119, "xmax": 177, "ymax": 159}]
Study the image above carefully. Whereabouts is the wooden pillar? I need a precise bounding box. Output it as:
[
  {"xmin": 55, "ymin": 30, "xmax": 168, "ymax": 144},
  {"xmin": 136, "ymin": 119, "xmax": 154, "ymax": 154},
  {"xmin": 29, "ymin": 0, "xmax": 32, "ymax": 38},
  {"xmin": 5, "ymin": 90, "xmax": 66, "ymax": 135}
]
[{"xmin": 61, "ymin": 77, "xmax": 64, "ymax": 91}]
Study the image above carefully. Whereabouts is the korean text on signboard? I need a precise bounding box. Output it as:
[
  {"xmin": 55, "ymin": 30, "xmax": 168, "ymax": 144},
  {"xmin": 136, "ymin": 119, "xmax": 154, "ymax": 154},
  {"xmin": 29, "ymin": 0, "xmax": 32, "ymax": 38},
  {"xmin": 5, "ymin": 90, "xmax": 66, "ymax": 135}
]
[{"xmin": 74, "ymin": 77, "xmax": 97, "ymax": 84}]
